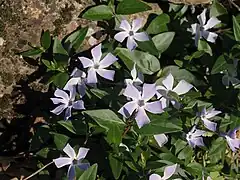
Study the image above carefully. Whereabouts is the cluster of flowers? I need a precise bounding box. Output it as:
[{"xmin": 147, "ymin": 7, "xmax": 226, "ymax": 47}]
[{"xmin": 50, "ymin": 9, "xmax": 240, "ymax": 180}]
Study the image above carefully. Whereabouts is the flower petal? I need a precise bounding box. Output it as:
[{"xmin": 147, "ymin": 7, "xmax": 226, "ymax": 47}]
[
  {"xmin": 132, "ymin": 18, "xmax": 143, "ymax": 32},
  {"xmin": 226, "ymin": 136, "xmax": 240, "ymax": 152},
  {"xmin": 142, "ymin": 83, "xmax": 157, "ymax": 101},
  {"xmin": 134, "ymin": 32, "xmax": 149, "ymax": 42},
  {"xmin": 149, "ymin": 174, "xmax": 162, "ymax": 180},
  {"xmin": 79, "ymin": 57, "xmax": 94, "ymax": 68},
  {"xmin": 197, "ymin": 9, "xmax": 207, "ymax": 26},
  {"xmin": 91, "ymin": 44, "xmax": 102, "ymax": 62},
  {"xmin": 100, "ymin": 53, "xmax": 118, "ymax": 68},
  {"xmin": 203, "ymin": 17, "xmax": 221, "ymax": 30},
  {"xmin": 131, "ymin": 63, "xmax": 138, "ymax": 79},
  {"xmin": 76, "ymin": 147, "xmax": 89, "ymax": 160},
  {"xmin": 77, "ymin": 83, "xmax": 87, "ymax": 97},
  {"xmin": 64, "ymin": 78, "xmax": 80, "ymax": 89},
  {"xmin": 190, "ymin": 23, "xmax": 199, "ymax": 35},
  {"xmin": 65, "ymin": 107, "xmax": 72, "ymax": 120},
  {"xmin": 51, "ymin": 104, "xmax": 67, "ymax": 115},
  {"xmin": 71, "ymin": 68, "xmax": 86, "ymax": 78},
  {"xmin": 190, "ymin": 137, "xmax": 205, "ymax": 147},
  {"xmin": 87, "ymin": 68, "xmax": 98, "ymax": 84},
  {"xmin": 119, "ymin": 20, "xmax": 131, "ymax": 32},
  {"xmin": 162, "ymin": 164, "xmax": 178, "ymax": 180},
  {"xmin": 96, "ymin": 69, "xmax": 115, "ymax": 81},
  {"xmin": 53, "ymin": 157, "xmax": 72, "ymax": 168},
  {"xmin": 78, "ymin": 162, "xmax": 90, "ymax": 170},
  {"xmin": 67, "ymin": 165, "xmax": 75, "ymax": 180},
  {"xmin": 162, "ymin": 73, "xmax": 174, "ymax": 90},
  {"xmin": 135, "ymin": 107, "xmax": 150, "ymax": 128},
  {"xmin": 172, "ymin": 80, "xmax": 193, "ymax": 95},
  {"xmin": 124, "ymin": 83, "xmax": 141, "ymax": 100},
  {"xmin": 154, "ymin": 134, "xmax": 168, "ymax": 147},
  {"xmin": 72, "ymin": 100, "xmax": 85, "ymax": 110},
  {"xmin": 205, "ymin": 108, "xmax": 221, "ymax": 119},
  {"xmin": 118, "ymin": 101, "xmax": 138, "ymax": 118},
  {"xmin": 63, "ymin": 143, "xmax": 76, "ymax": 159},
  {"xmin": 51, "ymin": 98, "xmax": 65, "ymax": 105},
  {"xmin": 202, "ymin": 30, "xmax": 218, "ymax": 43},
  {"xmin": 54, "ymin": 89, "xmax": 69, "ymax": 101},
  {"xmin": 144, "ymin": 101, "xmax": 163, "ymax": 114},
  {"xmin": 127, "ymin": 36, "xmax": 137, "ymax": 51},
  {"xmin": 160, "ymin": 97, "xmax": 169, "ymax": 109},
  {"xmin": 202, "ymin": 119, "xmax": 217, "ymax": 132},
  {"xmin": 114, "ymin": 31, "xmax": 129, "ymax": 43}
]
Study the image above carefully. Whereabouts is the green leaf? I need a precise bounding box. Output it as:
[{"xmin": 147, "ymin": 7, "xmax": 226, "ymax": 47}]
[
  {"xmin": 146, "ymin": 13, "xmax": 170, "ymax": 35},
  {"xmin": 106, "ymin": 124, "xmax": 122, "ymax": 145},
  {"xmin": 210, "ymin": 0, "xmax": 227, "ymax": 17},
  {"xmin": 82, "ymin": 5, "xmax": 113, "ymax": 20},
  {"xmin": 198, "ymin": 39, "xmax": 212, "ymax": 56},
  {"xmin": 115, "ymin": 48, "xmax": 160, "ymax": 75},
  {"xmin": 152, "ymin": 32, "xmax": 175, "ymax": 53},
  {"xmin": 51, "ymin": 132, "xmax": 69, "ymax": 150},
  {"xmin": 109, "ymin": 155, "xmax": 123, "ymax": 179},
  {"xmin": 78, "ymin": 164, "xmax": 98, "ymax": 180},
  {"xmin": 41, "ymin": 30, "xmax": 51, "ymax": 50},
  {"xmin": 209, "ymin": 137, "xmax": 226, "ymax": 164},
  {"xmin": 116, "ymin": 0, "xmax": 151, "ymax": 15},
  {"xmin": 21, "ymin": 48, "xmax": 44, "ymax": 57},
  {"xmin": 83, "ymin": 109, "xmax": 125, "ymax": 130},
  {"xmin": 137, "ymin": 39, "xmax": 159, "ymax": 57},
  {"xmin": 137, "ymin": 113, "xmax": 182, "ymax": 135},
  {"xmin": 233, "ymin": 16, "xmax": 240, "ymax": 42},
  {"xmin": 52, "ymin": 72, "xmax": 69, "ymax": 88},
  {"xmin": 211, "ymin": 55, "xmax": 227, "ymax": 74},
  {"xmin": 53, "ymin": 37, "xmax": 69, "ymax": 65},
  {"xmin": 64, "ymin": 27, "xmax": 88, "ymax": 51},
  {"xmin": 58, "ymin": 120, "xmax": 86, "ymax": 135},
  {"xmin": 186, "ymin": 162, "xmax": 203, "ymax": 176}
]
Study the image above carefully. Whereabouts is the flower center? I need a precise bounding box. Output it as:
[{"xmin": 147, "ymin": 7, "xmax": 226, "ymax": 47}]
[
  {"xmin": 129, "ymin": 31, "xmax": 134, "ymax": 36},
  {"xmin": 93, "ymin": 63, "xmax": 100, "ymax": 69},
  {"xmin": 138, "ymin": 100, "xmax": 145, "ymax": 107},
  {"xmin": 68, "ymin": 100, "xmax": 73, "ymax": 106},
  {"xmin": 73, "ymin": 159, "xmax": 78, "ymax": 165}
]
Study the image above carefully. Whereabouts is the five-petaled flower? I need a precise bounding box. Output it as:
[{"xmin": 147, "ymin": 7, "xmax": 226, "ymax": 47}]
[
  {"xmin": 186, "ymin": 126, "xmax": 206, "ymax": 148},
  {"xmin": 149, "ymin": 164, "xmax": 178, "ymax": 180},
  {"xmin": 223, "ymin": 127, "xmax": 240, "ymax": 152},
  {"xmin": 124, "ymin": 63, "xmax": 144, "ymax": 87},
  {"xmin": 118, "ymin": 83, "xmax": 163, "ymax": 128},
  {"xmin": 64, "ymin": 67, "xmax": 87, "ymax": 97},
  {"xmin": 190, "ymin": 9, "xmax": 221, "ymax": 46},
  {"xmin": 199, "ymin": 107, "xmax": 221, "ymax": 132},
  {"xmin": 79, "ymin": 43, "xmax": 118, "ymax": 84},
  {"xmin": 156, "ymin": 73, "xmax": 193, "ymax": 109},
  {"xmin": 53, "ymin": 144, "xmax": 90, "ymax": 180},
  {"xmin": 114, "ymin": 18, "xmax": 149, "ymax": 51},
  {"xmin": 51, "ymin": 87, "xmax": 85, "ymax": 120}
]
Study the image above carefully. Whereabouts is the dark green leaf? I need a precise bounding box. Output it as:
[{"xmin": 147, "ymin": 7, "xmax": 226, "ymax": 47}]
[
  {"xmin": 64, "ymin": 27, "xmax": 88, "ymax": 51},
  {"xmin": 41, "ymin": 30, "xmax": 51, "ymax": 50},
  {"xmin": 53, "ymin": 37, "xmax": 68, "ymax": 55},
  {"xmin": 82, "ymin": 5, "xmax": 113, "ymax": 20},
  {"xmin": 58, "ymin": 120, "xmax": 86, "ymax": 135},
  {"xmin": 137, "ymin": 114, "xmax": 182, "ymax": 135},
  {"xmin": 152, "ymin": 32, "xmax": 175, "ymax": 53},
  {"xmin": 146, "ymin": 13, "xmax": 170, "ymax": 35},
  {"xmin": 210, "ymin": 0, "xmax": 227, "ymax": 17},
  {"xmin": 116, "ymin": 0, "xmax": 151, "ymax": 15},
  {"xmin": 21, "ymin": 48, "xmax": 44, "ymax": 57},
  {"xmin": 106, "ymin": 124, "xmax": 122, "ymax": 145},
  {"xmin": 233, "ymin": 16, "xmax": 240, "ymax": 42},
  {"xmin": 78, "ymin": 164, "xmax": 98, "ymax": 180},
  {"xmin": 83, "ymin": 109, "xmax": 125, "ymax": 130},
  {"xmin": 209, "ymin": 137, "xmax": 226, "ymax": 164},
  {"xmin": 198, "ymin": 39, "xmax": 212, "ymax": 56},
  {"xmin": 52, "ymin": 72, "xmax": 69, "ymax": 88},
  {"xmin": 115, "ymin": 48, "xmax": 160, "ymax": 75},
  {"xmin": 137, "ymin": 39, "xmax": 159, "ymax": 57},
  {"xmin": 51, "ymin": 132, "xmax": 69, "ymax": 150},
  {"xmin": 186, "ymin": 162, "xmax": 203, "ymax": 176},
  {"xmin": 109, "ymin": 155, "xmax": 123, "ymax": 179},
  {"xmin": 211, "ymin": 55, "xmax": 227, "ymax": 74}
]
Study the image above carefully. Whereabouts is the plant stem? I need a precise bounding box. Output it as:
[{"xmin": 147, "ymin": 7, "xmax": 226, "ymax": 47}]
[{"xmin": 23, "ymin": 161, "xmax": 54, "ymax": 180}]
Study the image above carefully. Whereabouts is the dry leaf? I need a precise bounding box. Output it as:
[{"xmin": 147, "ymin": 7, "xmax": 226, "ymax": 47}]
[{"xmin": 168, "ymin": 0, "xmax": 212, "ymax": 5}]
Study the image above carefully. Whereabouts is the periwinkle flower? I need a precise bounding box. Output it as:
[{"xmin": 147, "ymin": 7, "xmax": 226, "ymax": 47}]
[
  {"xmin": 199, "ymin": 107, "xmax": 221, "ymax": 132},
  {"xmin": 149, "ymin": 164, "xmax": 178, "ymax": 180},
  {"xmin": 51, "ymin": 87, "xmax": 85, "ymax": 120},
  {"xmin": 186, "ymin": 126, "xmax": 206, "ymax": 148},
  {"xmin": 118, "ymin": 83, "xmax": 163, "ymax": 128},
  {"xmin": 154, "ymin": 134, "xmax": 168, "ymax": 148},
  {"xmin": 53, "ymin": 144, "xmax": 90, "ymax": 180},
  {"xmin": 190, "ymin": 9, "xmax": 221, "ymax": 46},
  {"xmin": 114, "ymin": 18, "xmax": 149, "ymax": 51},
  {"xmin": 64, "ymin": 68, "xmax": 87, "ymax": 97},
  {"xmin": 79, "ymin": 43, "xmax": 118, "ymax": 84},
  {"xmin": 223, "ymin": 127, "xmax": 240, "ymax": 152},
  {"xmin": 124, "ymin": 63, "xmax": 144, "ymax": 87},
  {"xmin": 156, "ymin": 73, "xmax": 193, "ymax": 109}
]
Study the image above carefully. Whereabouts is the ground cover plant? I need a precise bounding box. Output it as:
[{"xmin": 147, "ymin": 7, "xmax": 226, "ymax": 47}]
[{"xmin": 20, "ymin": 0, "xmax": 240, "ymax": 179}]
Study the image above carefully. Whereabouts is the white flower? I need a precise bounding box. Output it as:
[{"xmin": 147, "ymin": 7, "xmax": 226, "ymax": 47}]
[
  {"xmin": 190, "ymin": 9, "xmax": 221, "ymax": 46},
  {"xmin": 114, "ymin": 18, "xmax": 149, "ymax": 51},
  {"xmin": 186, "ymin": 126, "xmax": 205, "ymax": 148},
  {"xmin": 156, "ymin": 73, "xmax": 193, "ymax": 109},
  {"xmin": 154, "ymin": 134, "xmax": 168, "ymax": 147},
  {"xmin": 125, "ymin": 63, "xmax": 144, "ymax": 87},
  {"xmin": 149, "ymin": 164, "xmax": 178, "ymax": 180}
]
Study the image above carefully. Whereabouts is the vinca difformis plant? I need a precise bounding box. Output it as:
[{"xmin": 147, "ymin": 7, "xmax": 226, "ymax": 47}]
[{"xmin": 20, "ymin": 0, "xmax": 240, "ymax": 179}]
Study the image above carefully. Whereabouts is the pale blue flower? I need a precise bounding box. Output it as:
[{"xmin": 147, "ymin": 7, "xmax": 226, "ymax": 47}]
[
  {"xmin": 223, "ymin": 127, "xmax": 240, "ymax": 152},
  {"xmin": 149, "ymin": 164, "xmax": 178, "ymax": 180},
  {"xmin": 186, "ymin": 126, "xmax": 205, "ymax": 148},
  {"xmin": 154, "ymin": 134, "xmax": 168, "ymax": 147}
]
